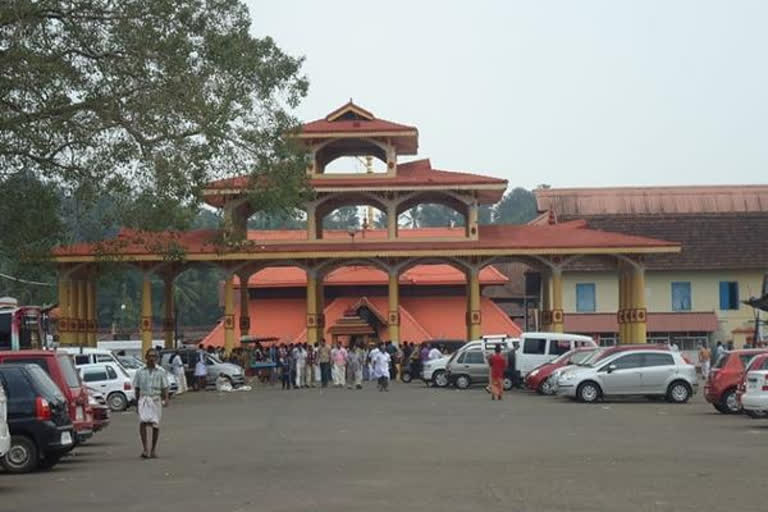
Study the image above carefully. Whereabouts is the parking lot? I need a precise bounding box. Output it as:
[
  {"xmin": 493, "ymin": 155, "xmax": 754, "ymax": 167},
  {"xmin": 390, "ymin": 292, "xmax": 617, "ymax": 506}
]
[{"xmin": 2, "ymin": 383, "xmax": 767, "ymax": 512}]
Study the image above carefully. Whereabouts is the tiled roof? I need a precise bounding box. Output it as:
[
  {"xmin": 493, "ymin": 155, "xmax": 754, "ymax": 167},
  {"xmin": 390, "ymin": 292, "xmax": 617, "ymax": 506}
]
[
  {"xmin": 564, "ymin": 312, "xmax": 719, "ymax": 334},
  {"xmin": 236, "ymin": 264, "xmax": 507, "ymax": 288},
  {"xmin": 535, "ymin": 185, "xmax": 768, "ymax": 216},
  {"xmin": 52, "ymin": 223, "xmax": 679, "ymax": 258},
  {"xmin": 300, "ymin": 101, "xmax": 417, "ymax": 135},
  {"xmin": 564, "ymin": 213, "xmax": 768, "ymax": 270}
]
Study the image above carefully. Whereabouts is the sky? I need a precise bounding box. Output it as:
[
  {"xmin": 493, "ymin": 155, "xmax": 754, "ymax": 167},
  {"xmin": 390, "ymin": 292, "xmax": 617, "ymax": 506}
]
[{"xmin": 245, "ymin": 0, "xmax": 768, "ymax": 189}]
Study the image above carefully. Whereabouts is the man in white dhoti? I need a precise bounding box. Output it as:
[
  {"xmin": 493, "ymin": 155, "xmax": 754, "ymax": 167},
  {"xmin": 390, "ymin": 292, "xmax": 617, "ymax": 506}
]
[
  {"xmin": 170, "ymin": 351, "xmax": 187, "ymax": 394},
  {"xmin": 331, "ymin": 343, "xmax": 348, "ymax": 387},
  {"xmin": 371, "ymin": 343, "xmax": 392, "ymax": 392},
  {"xmin": 133, "ymin": 349, "xmax": 169, "ymax": 459},
  {"xmin": 293, "ymin": 344, "xmax": 307, "ymax": 388}
]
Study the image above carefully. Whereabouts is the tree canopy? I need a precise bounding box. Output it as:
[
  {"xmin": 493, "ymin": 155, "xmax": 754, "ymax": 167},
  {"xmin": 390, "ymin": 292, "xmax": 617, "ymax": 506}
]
[{"xmin": 1, "ymin": 0, "xmax": 311, "ymax": 226}]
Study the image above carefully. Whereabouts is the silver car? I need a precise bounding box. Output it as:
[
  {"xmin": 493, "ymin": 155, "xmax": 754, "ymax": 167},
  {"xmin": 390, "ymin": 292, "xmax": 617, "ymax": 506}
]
[{"xmin": 555, "ymin": 349, "xmax": 697, "ymax": 403}]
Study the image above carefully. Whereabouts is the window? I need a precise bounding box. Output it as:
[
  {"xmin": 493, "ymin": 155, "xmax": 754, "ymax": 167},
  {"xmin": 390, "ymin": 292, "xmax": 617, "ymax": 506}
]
[
  {"xmin": 1, "ymin": 370, "xmax": 35, "ymax": 400},
  {"xmin": 523, "ymin": 338, "xmax": 547, "ymax": 355},
  {"xmin": 671, "ymin": 282, "xmax": 691, "ymax": 311},
  {"xmin": 0, "ymin": 314, "xmax": 12, "ymax": 350},
  {"xmin": 96, "ymin": 354, "xmax": 114, "ymax": 363},
  {"xmin": 576, "ymin": 283, "xmax": 596, "ymax": 312},
  {"xmin": 74, "ymin": 355, "xmax": 90, "ymax": 366},
  {"xmin": 548, "ymin": 340, "xmax": 571, "ymax": 356},
  {"xmin": 719, "ymin": 281, "xmax": 739, "ymax": 310},
  {"xmin": 5, "ymin": 358, "xmax": 49, "ymax": 373},
  {"xmin": 455, "ymin": 353, "xmax": 466, "ymax": 364},
  {"xmin": 82, "ymin": 368, "xmax": 108, "ymax": 382},
  {"xmin": 464, "ymin": 351, "xmax": 485, "ymax": 365},
  {"xmin": 604, "ymin": 354, "xmax": 645, "ymax": 371},
  {"xmin": 643, "ymin": 353, "xmax": 674, "ymax": 367},
  {"xmin": 57, "ymin": 356, "xmax": 81, "ymax": 388},
  {"xmin": 106, "ymin": 366, "xmax": 118, "ymax": 380}
]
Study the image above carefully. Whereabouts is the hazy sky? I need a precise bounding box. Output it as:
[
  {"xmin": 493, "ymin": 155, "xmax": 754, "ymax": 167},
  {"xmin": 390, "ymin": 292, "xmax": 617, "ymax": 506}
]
[{"xmin": 245, "ymin": 1, "xmax": 768, "ymax": 189}]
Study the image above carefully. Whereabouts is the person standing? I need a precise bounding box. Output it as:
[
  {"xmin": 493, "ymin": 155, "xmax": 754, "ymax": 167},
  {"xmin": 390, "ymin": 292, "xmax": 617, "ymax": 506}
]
[
  {"xmin": 134, "ymin": 349, "xmax": 169, "ymax": 459},
  {"xmin": 194, "ymin": 344, "xmax": 208, "ymax": 391},
  {"xmin": 372, "ymin": 343, "xmax": 391, "ymax": 391},
  {"xmin": 331, "ymin": 343, "xmax": 348, "ymax": 387},
  {"xmin": 305, "ymin": 344, "xmax": 317, "ymax": 388},
  {"xmin": 699, "ymin": 342, "xmax": 712, "ymax": 380},
  {"xmin": 293, "ymin": 343, "xmax": 307, "ymax": 388},
  {"xmin": 346, "ymin": 345, "xmax": 364, "ymax": 389},
  {"xmin": 428, "ymin": 343, "xmax": 443, "ymax": 361},
  {"xmin": 170, "ymin": 351, "xmax": 187, "ymax": 395},
  {"xmin": 714, "ymin": 341, "xmax": 725, "ymax": 365},
  {"xmin": 488, "ymin": 344, "xmax": 507, "ymax": 401},
  {"xmin": 318, "ymin": 340, "xmax": 332, "ymax": 388}
]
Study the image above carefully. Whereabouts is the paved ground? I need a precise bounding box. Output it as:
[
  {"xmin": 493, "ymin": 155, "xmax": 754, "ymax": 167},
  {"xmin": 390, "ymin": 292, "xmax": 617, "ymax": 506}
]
[{"xmin": 2, "ymin": 381, "xmax": 767, "ymax": 512}]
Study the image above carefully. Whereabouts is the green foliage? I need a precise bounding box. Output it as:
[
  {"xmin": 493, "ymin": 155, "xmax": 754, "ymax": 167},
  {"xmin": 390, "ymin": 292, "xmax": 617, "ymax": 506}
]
[
  {"xmin": 493, "ymin": 187, "xmax": 538, "ymax": 224},
  {"xmin": 248, "ymin": 209, "xmax": 305, "ymax": 230},
  {"xmin": 1, "ymin": 0, "xmax": 310, "ymax": 233},
  {"xmin": 323, "ymin": 206, "xmax": 360, "ymax": 230}
]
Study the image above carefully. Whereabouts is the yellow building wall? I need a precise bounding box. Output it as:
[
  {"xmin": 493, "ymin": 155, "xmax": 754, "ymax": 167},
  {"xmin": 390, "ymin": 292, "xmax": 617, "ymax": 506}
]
[{"xmin": 562, "ymin": 269, "xmax": 765, "ymax": 346}]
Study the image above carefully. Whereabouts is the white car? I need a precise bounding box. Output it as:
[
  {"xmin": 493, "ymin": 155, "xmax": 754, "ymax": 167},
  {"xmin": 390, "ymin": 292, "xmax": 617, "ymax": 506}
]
[
  {"xmin": 117, "ymin": 355, "xmax": 178, "ymax": 396},
  {"xmin": 0, "ymin": 381, "xmax": 10, "ymax": 459},
  {"xmin": 78, "ymin": 362, "xmax": 136, "ymax": 412},
  {"xmin": 740, "ymin": 358, "xmax": 768, "ymax": 417},
  {"xmin": 422, "ymin": 355, "xmax": 451, "ymax": 387}
]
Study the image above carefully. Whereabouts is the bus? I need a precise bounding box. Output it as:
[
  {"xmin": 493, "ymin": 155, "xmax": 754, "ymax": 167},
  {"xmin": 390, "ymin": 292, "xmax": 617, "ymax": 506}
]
[{"xmin": 0, "ymin": 298, "xmax": 44, "ymax": 351}]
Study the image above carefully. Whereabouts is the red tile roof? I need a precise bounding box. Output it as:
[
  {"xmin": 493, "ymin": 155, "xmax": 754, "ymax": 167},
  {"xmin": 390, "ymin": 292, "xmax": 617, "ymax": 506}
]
[
  {"xmin": 564, "ymin": 312, "xmax": 719, "ymax": 333},
  {"xmin": 236, "ymin": 264, "xmax": 508, "ymax": 288},
  {"xmin": 52, "ymin": 223, "xmax": 679, "ymax": 259},
  {"xmin": 200, "ymin": 294, "xmax": 521, "ymax": 347},
  {"xmin": 300, "ymin": 101, "xmax": 418, "ymax": 135}
]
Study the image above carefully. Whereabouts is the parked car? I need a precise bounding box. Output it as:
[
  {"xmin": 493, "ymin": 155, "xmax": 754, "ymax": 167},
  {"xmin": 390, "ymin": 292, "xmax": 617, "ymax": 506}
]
[
  {"xmin": 60, "ymin": 347, "xmax": 129, "ymax": 372},
  {"xmin": 0, "ymin": 350, "xmax": 94, "ymax": 444},
  {"xmin": 525, "ymin": 347, "xmax": 600, "ymax": 395},
  {"xmin": 116, "ymin": 355, "xmax": 178, "ymax": 396},
  {"xmin": 704, "ymin": 349, "xmax": 768, "ymax": 414},
  {"xmin": 86, "ymin": 387, "xmax": 110, "ymax": 432},
  {"xmin": 516, "ymin": 332, "xmax": 597, "ymax": 377},
  {"xmin": 421, "ymin": 355, "xmax": 452, "ymax": 387},
  {"xmin": 445, "ymin": 337, "xmax": 518, "ymax": 390},
  {"xmin": 78, "ymin": 362, "xmax": 135, "ymax": 411},
  {"xmin": 739, "ymin": 355, "xmax": 768, "ymax": 419},
  {"xmin": 555, "ymin": 349, "xmax": 697, "ymax": 403},
  {"xmin": 0, "ymin": 363, "xmax": 75, "ymax": 473},
  {"xmin": 160, "ymin": 349, "xmax": 245, "ymax": 388},
  {"xmin": 0, "ymin": 381, "xmax": 9, "ymax": 459}
]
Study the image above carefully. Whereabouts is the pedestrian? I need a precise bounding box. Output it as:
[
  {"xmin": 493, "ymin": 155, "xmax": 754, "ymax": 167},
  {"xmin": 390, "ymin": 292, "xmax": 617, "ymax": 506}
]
[
  {"xmin": 170, "ymin": 351, "xmax": 187, "ymax": 395},
  {"xmin": 713, "ymin": 341, "xmax": 725, "ymax": 365},
  {"xmin": 318, "ymin": 339, "xmax": 331, "ymax": 388},
  {"xmin": 420, "ymin": 343, "xmax": 430, "ymax": 365},
  {"xmin": 133, "ymin": 348, "xmax": 169, "ymax": 459},
  {"xmin": 428, "ymin": 343, "xmax": 443, "ymax": 361},
  {"xmin": 331, "ymin": 342, "xmax": 348, "ymax": 387},
  {"xmin": 194, "ymin": 344, "xmax": 208, "ymax": 391},
  {"xmin": 280, "ymin": 347, "xmax": 292, "ymax": 390},
  {"xmin": 305, "ymin": 344, "xmax": 317, "ymax": 388},
  {"xmin": 371, "ymin": 343, "xmax": 391, "ymax": 391},
  {"xmin": 293, "ymin": 343, "xmax": 307, "ymax": 388},
  {"xmin": 698, "ymin": 342, "xmax": 712, "ymax": 380},
  {"xmin": 488, "ymin": 344, "xmax": 507, "ymax": 401},
  {"xmin": 346, "ymin": 344, "xmax": 363, "ymax": 389}
]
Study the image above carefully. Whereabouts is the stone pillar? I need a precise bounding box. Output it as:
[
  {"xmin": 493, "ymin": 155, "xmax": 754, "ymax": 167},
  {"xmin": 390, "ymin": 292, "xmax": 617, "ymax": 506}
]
[
  {"xmin": 388, "ymin": 271, "xmax": 400, "ymax": 345},
  {"xmin": 57, "ymin": 275, "xmax": 72, "ymax": 345},
  {"xmin": 163, "ymin": 276, "xmax": 174, "ymax": 349},
  {"xmin": 550, "ymin": 268, "xmax": 564, "ymax": 333},
  {"xmin": 466, "ymin": 267, "xmax": 482, "ymax": 340},
  {"xmin": 140, "ymin": 273, "xmax": 153, "ymax": 356},
  {"xmin": 465, "ymin": 201, "xmax": 479, "ymax": 240},
  {"xmin": 86, "ymin": 276, "xmax": 96, "ymax": 347},
  {"xmin": 307, "ymin": 204, "xmax": 319, "ymax": 241},
  {"xmin": 618, "ymin": 267, "xmax": 630, "ymax": 344},
  {"xmin": 306, "ymin": 271, "xmax": 322, "ymax": 344},
  {"xmin": 632, "ymin": 265, "xmax": 647, "ymax": 343},
  {"xmin": 76, "ymin": 279, "xmax": 87, "ymax": 344},
  {"xmin": 239, "ymin": 272, "xmax": 251, "ymax": 337},
  {"xmin": 223, "ymin": 275, "xmax": 235, "ymax": 355},
  {"xmin": 540, "ymin": 270, "xmax": 551, "ymax": 331},
  {"xmin": 386, "ymin": 203, "xmax": 398, "ymax": 240}
]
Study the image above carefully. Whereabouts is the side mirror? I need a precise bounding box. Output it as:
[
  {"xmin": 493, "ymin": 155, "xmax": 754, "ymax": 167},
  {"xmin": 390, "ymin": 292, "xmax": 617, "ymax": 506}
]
[{"xmin": 607, "ymin": 364, "xmax": 617, "ymax": 373}]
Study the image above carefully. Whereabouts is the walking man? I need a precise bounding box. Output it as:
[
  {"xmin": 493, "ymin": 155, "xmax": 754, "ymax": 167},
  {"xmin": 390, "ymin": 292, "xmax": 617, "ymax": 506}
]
[
  {"xmin": 305, "ymin": 344, "xmax": 317, "ymax": 388},
  {"xmin": 488, "ymin": 344, "xmax": 507, "ymax": 401},
  {"xmin": 318, "ymin": 339, "xmax": 332, "ymax": 388},
  {"xmin": 170, "ymin": 351, "xmax": 187, "ymax": 395},
  {"xmin": 293, "ymin": 343, "xmax": 307, "ymax": 388},
  {"xmin": 372, "ymin": 342, "xmax": 391, "ymax": 391},
  {"xmin": 194, "ymin": 344, "xmax": 208, "ymax": 391},
  {"xmin": 134, "ymin": 349, "xmax": 169, "ymax": 459},
  {"xmin": 331, "ymin": 343, "xmax": 348, "ymax": 387},
  {"xmin": 698, "ymin": 342, "xmax": 712, "ymax": 380}
]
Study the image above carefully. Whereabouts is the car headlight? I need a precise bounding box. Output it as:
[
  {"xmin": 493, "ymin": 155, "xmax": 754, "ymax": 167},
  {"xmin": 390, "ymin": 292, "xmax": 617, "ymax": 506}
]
[{"xmin": 529, "ymin": 369, "xmax": 540, "ymax": 378}]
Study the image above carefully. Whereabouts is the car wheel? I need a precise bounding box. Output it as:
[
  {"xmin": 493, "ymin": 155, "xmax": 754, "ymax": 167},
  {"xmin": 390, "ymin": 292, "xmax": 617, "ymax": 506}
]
[
  {"xmin": 666, "ymin": 381, "xmax": 692, "ymax": 404},
  {"xmin": 744, "ymin": 409, "xmax": 768, "ymax": 419},
  {"xmin": 401, "ymin": 372, "xmax": 413, "ymax": 383},
  {"xmin": 577, "ymin": 381, "xmax": 601, "ymax": 403},
  {"xmin": 713, "ymin": 403, "xmax": 728, "ymax": 413},
  {"xmin": 455, "ymin": 374, "xmax": 471, "ymax": 390},
  {"xmin": 719, "ymin": 389, "xmax": 740, "ymax": 414},
  {"xmin": 539, "ymin": 378, "xmax": 555, "ymax": 395},
  {"xmin": 433, "ymin": 370, "xmax": 448, "ymax": 388},
  {"xmin": 107, "ymin": 392, "xmax": 128, "ymax": 412},
  {"xmin": 1, "ymin": 435, "xmax": 38, "ymax": 473},
  {"xmin": 503, "ymin": 377, "xmax": 513, "ymax": 391}
]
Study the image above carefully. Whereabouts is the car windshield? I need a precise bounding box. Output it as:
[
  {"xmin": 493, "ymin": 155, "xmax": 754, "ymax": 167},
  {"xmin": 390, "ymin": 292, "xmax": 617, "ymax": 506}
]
[
  {"xmin": 579, "ymin": 349, "xmax": 607, "ymax": 366},
  {"xmin": 551, "ymin": 350, "xmax": 576, "ymax": 365},
  {"xmin": 571, "ymin": 349, "xmax": 599, "ymax": 365},
  {"xmin": 118, "ymin": 356, "xmax": 143, "ymax": 369},
  {"xmin": 57, "ymin": 355, "xmax": 82, "ymax": 388},
  {"xmin": 28, "ymin": 365, "xmax": 66, "ymax": 402}
]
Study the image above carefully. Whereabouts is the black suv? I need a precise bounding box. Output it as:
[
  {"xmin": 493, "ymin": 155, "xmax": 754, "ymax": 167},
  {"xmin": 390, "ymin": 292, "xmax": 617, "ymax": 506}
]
[{"xmin": 0, "ymin": 364, "xmax": 75, "ymax": 473}]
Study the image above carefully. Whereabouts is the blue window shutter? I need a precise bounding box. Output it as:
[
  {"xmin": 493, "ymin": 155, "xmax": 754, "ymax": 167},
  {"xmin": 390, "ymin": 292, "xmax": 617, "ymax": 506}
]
[
  {"xmin": 719, "ymin": 282, "xmax": 728, "ymax": 310},
  {"xmin": 576, "ymin": 283, "xmax": 595, "ymax": 312},
  {"xmin": 729, "ymin": 282, "xmax": 739, "ymax": 309}
]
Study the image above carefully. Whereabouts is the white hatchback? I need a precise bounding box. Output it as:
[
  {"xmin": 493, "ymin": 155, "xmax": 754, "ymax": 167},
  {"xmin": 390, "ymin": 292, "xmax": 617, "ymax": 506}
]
[
  {"xmin": 740, "ymin": 358, "xmax": 768, "ymax": 417},
  {"xmin": 78, "ymin": 362, "xmax": 136, "ymax": 412},
  {"xmin": 0, "ymin": 381, "xmax": 9, "ymax": 459}
]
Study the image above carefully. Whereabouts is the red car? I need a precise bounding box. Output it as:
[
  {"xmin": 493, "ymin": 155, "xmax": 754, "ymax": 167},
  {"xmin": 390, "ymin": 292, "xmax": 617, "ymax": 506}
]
[
  {"xmin": 526, "ymin": 347, "xmax": 599, "ymax": 394},
  {"xmin": 705, "ymin": 349, "xmax": 768, "ymax": 414},
  {"xmin": 736, "ymin": 353, "xmax": 768, "ymax": 418},
  {"xmin": 0, "ymin": 350, "xmax": 94, "ymax": 443}
]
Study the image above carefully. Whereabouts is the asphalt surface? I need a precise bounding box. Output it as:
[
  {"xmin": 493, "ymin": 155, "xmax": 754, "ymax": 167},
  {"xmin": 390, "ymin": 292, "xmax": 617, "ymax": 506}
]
[{"xmin": 2, "ymin": 381, "xmax": 767, "ymax": 512}]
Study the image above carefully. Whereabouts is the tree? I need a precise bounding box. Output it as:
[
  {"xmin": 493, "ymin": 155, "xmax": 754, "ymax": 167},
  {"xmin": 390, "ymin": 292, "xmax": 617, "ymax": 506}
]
[
  {"xmin": 493, "ymin": 188, "xmax": 538, "ymax": 225},
  {"xmin": 1, "ymin": 0, "xmax": 311, "ymax": 232},
  {"xmin": 323, "ymin": 207, "xmax": 360, "ymax": 230}
]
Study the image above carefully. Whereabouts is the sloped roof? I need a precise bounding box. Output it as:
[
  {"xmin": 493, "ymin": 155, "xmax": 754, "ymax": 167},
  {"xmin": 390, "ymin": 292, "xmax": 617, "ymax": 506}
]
[
  {"xmin": 535, "ymin": 185, "xmax": 768, "ymax": 216},
  {"xmin": 300, "ymin": 101, "xmax": 418, "ymax": 135}
]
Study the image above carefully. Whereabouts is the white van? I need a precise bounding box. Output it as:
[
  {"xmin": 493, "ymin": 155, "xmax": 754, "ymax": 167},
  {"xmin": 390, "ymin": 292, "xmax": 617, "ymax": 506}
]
[
  {"xmin": 59, "ymin": 347, "xmax": 127, "ymax": 369},
  {"xmin": 516, "ymin": 332, "xmax": 596, "ymax": 377}
]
